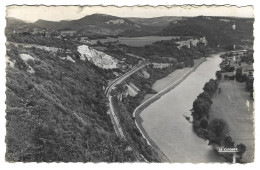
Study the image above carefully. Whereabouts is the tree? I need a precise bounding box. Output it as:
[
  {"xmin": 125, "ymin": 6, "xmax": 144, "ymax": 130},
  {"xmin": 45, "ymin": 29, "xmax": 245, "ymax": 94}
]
[
  {"xmin": 192, "ymin": 98, "xmax": 211, "ymax": 119},
  {"xmin": 223, "ymin": 135, "xmax": 234, "ymax": 148},
  {"xmin": 235, "ymin": 68, "xmax": 246, "ymax": 82},
  {"xmin": 116, "ymin": 84, "xmax": 125, "ymax": 93},
  {"xmin": 216, "ymin": 71, "xmax": 222, "ymax": 80},
  {"xmin": 197, "ymin": 91, "xmax": 212, "ymax": 104},
  {"xmin": 203, "ymin": 79, "xmax": 218, "ymax": 96},
  {"xmin": 97, "ymin": 40, "xmax": 102, "ymax": 46},
  {"xmin": 246, "ymin": 77, "xmax": 254, "ymax": 91},
  {"xmin": 236, "ymin": 143, "xmax": 246, "ymax": 160},
  {"xmin": 200, "ymin": 119, "xmax": 209, "ymax": 129},
  {"xmin": 208, "ymin": 118, "xmax": 229, "ymax": 144}
]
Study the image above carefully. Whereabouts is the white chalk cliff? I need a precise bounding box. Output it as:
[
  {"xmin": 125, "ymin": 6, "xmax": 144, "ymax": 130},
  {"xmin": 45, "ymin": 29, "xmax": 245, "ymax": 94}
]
[{"xmin": 77, "ymin": 45, "xmax": 118, "ymax": 69}]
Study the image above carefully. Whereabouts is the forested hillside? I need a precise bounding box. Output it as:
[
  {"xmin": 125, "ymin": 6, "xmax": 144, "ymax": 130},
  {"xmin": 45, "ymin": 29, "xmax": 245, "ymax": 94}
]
[
  {"xmin": 160, "ymin": 16, "xmax": 254, "ymax": 49},
  {"xmin": 5, "ymin": 42, "xmax": 161, "ymax": 162}
]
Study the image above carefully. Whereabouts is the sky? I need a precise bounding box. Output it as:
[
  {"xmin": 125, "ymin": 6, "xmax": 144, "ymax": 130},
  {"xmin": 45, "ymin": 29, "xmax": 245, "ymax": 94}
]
[{"xmin": 6, "ymin": 5, "xmax": 254, "ymax": 22}]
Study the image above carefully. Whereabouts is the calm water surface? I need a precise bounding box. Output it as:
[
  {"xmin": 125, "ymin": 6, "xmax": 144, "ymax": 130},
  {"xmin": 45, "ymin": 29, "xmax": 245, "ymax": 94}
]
[{"xmin": 140, "ymin": 53, "xmax": 225, "ymax": 163}]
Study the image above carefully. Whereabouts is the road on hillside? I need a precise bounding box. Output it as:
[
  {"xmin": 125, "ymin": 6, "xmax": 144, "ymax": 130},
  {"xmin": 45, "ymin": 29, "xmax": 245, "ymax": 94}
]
[{"xmin": 106, "ymin": 62, "xmax": 148, "ymax": 139}]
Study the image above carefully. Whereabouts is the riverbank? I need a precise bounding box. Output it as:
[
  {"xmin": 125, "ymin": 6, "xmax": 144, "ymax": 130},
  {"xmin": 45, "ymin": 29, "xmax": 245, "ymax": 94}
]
[
  {"xmin": 208, "ymin": 77, "xmax": 254, "ymax": 163},
  {"xmin": 141, "ymin": 58, "xmax": 206, "ymax": 104},
  {"xmin": 189, "ymin": 50, "xmax": 254, "ymax": 163},
  {"xmin": 133, "ymin": 57, "xmax": 207, "ymax": 162}
]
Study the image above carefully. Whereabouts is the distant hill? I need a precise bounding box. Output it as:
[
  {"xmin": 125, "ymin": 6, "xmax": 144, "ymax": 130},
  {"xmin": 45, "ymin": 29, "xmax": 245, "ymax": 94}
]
[
  {"xmin": 33, "ymin": 14, "xmax": 142, "ymax": 36},
  {"xmin": 7, "ymin": 14, "xmax": 183, "ymax": 37},
  {"xmin": 127, "ymin": 16, "xmax": 186, "ymax": 34},
  {"xmin": 6, "ymin": 17, "xmax": 33, "ymax": 30},
  {"xmin": 6, "ymin": 14, "xmax": 254, "ymax": 48},
  {"xmin": 127, "ymin": 16, "xmax": 185, "ymax": 27},
  {"xmin": 159, "ymin": 16, "xmax": 254, "ymax": 49},
  {"xmin": 6, "ymin": 17, "xmax": 41, "ymax": 34}
]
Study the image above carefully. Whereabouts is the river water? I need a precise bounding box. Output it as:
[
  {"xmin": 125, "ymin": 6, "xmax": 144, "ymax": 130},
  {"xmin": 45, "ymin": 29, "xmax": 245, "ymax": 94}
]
[{"xmin": 140, "ymin": 53, "xmax": 225, "ymax": 163}]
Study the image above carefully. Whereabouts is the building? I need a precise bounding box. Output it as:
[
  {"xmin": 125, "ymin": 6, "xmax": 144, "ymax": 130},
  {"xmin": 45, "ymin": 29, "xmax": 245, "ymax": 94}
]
[
  {"xmin": 152, "ymin": 62, "xmax": 171, "ymax": 69},
  {"xmin": 175, "ymin": 37, "xmax": 207, "ymax": 49},
  {"xmin": 80, "ymin": 37, "xmax": 90, "ymax": 44},
  {"xmin": 60, "ymin": 30, "xmax": 77, "ymax": 36},
  {"xmin": 242, "ymin": 63, "xmax": 254, "ymax": 76}
]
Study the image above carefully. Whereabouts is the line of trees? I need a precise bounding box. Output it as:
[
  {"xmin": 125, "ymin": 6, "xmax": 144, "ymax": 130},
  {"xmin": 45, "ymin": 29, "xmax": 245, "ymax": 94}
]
[
  {"xmin": 7, "ymin": 34, "xmax": 78, "ymax": 50},
  {"xmin": 192, "ymin": 79, "xmax": 218, "ymax": 121},
  {"xmin": 192, "ymin": 76, "xmax": 246, "ymax": 162}
]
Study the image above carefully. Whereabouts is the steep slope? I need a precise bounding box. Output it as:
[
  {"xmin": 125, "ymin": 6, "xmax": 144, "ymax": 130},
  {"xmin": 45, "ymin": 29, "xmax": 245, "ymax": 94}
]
[
  {"xmin": 5, "ymin": 43, "xmax": 122, "ymax": 162},
  {"xmin": 5, "ymin": 38, "xmax": 162, "ymax": 162}
]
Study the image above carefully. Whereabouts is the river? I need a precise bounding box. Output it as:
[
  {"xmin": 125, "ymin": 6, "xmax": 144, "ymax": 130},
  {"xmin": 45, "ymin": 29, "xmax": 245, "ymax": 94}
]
[{"xmin": 140, "ymin": 53, "xmax": 226, "ymax": 163}]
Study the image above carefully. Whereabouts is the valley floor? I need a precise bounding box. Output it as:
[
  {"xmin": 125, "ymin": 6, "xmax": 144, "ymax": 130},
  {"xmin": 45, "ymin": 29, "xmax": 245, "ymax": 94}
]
[
  {"xmin": 141, "ymin": 58, "xmax": 205, "ymax": 104},
  {"xmin": 209, "ymin": 77, "xmax": 254, "ymax": 163}
]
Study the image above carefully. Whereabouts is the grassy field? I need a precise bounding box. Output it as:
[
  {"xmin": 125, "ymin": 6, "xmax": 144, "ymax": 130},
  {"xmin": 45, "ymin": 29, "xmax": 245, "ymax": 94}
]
[
  {"xmin": 140, "ymin": 58, "xmax": 205, "ymax": 104},
  {"xmin": 140, "ymin": 65, "xmax": 194, "ymax": 104},
  {"xmin": 152, "ymin": 58, "xmax": 206, "ymax": 92},
  {"xmin": 209, "ymin": 77, "xmax": 254, "ymax": 163}
]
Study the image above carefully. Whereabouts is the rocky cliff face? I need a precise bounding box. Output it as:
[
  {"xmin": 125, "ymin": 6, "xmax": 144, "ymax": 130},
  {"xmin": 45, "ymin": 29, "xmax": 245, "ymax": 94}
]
[{"xmin": 77, "ymin": 45, "xmax": 118, "ymax": 69}]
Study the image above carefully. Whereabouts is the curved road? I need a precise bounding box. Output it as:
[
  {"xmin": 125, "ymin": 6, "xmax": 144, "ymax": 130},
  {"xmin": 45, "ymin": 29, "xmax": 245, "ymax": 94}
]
[{"xmin": 106, "ymin": 63, "xmax": 148, "ymax": 138}]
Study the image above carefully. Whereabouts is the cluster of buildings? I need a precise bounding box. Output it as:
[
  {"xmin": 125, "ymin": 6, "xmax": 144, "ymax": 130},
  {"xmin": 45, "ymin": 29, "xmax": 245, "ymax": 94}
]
[
  {"xmin": 175, "ymin": 37, "xmax": 208, "ymax": 49},
  {"xmin": 117, "ymin": 81, "xmax": 141, "ymax": 101},
  {"xmin": 125, "ymin": 82, "xmax": 140, "ymax": 97},
  {"xmin": 60, "ymin": 30, "xmax": 77, "ymax": 37},
  {"xmin": 152, "ymin": 62, "xmax": 171, "ymax": 69},
  {"xmin": 10, "ymin": 26, "xmax": 80, "ymax": 39},
  {"xmin": 224, "ymin": 51, "xmax": 253, "ymax": 77},
  {"xmin": 11, "ymin": 27, "xmax": 56, "ymax": 38}
]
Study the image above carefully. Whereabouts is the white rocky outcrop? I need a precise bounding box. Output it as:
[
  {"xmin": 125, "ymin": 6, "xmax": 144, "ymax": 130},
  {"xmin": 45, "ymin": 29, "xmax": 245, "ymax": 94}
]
[
  {"xmin": 20, "ymin": 54, "xmax": 34, "ymax": 61},
  {"xmin": 60, "ymin": 55, "xmax": 75, "ymax": 63},
  {"xmin": 27, "ymin": 65, "xmax": 35, "ymax": 74},
  {"xmin": 17, "ymin": 54, "xmax": 35, "ymax": 73},
  {"xmin": 66, "ymin": 56, "xmax": 75, "ymax": 63},
  {"xmin": 105, "ymin": 19, "xmax": 126, "ymax": 24},
  {"xmin": 77, "ymin": 45, "xmax": 118, "ymax": 69},
  {"xmin": 6, "ymin": 56, "xmax": 15, "ymax": 68}
]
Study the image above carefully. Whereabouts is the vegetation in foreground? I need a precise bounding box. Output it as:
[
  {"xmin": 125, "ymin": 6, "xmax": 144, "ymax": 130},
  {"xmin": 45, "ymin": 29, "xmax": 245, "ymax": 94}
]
[{"xmin": 5, "ymin": 43, "xmax": 163, "ymax": 162}]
